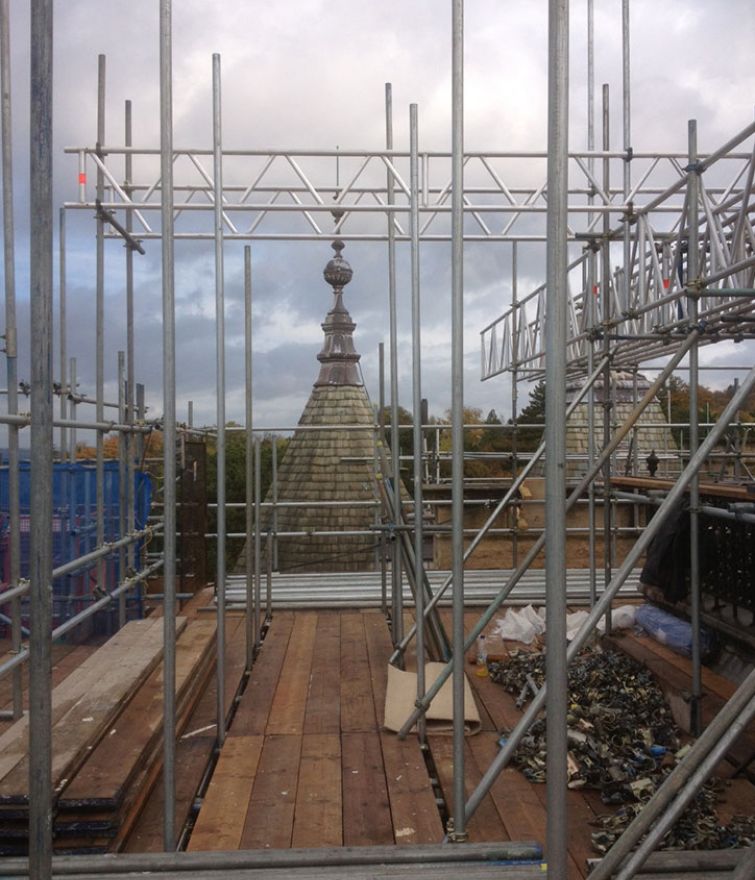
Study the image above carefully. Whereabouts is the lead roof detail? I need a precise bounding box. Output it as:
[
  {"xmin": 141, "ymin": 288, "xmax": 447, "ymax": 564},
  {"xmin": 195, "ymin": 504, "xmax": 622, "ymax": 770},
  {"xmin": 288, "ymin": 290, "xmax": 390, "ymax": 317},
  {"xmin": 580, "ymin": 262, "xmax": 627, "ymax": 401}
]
[{"xmin": 315, "ymin": 239, "xmax": 362, "ymax": 387}]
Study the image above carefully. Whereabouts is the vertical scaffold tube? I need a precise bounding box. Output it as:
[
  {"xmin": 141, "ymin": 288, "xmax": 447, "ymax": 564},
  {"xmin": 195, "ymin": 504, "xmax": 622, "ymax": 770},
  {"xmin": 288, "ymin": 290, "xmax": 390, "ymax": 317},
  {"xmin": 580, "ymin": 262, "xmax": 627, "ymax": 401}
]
[
  {"xmin": 118, "ymin": 350, "xmax": 127, "ymax": 627},
  {"xmin": 244, "ymin": 245, "xmax": 257, "ymax": 663},
  {"xmin": 449, "ymin": 0, "xmax": 466, "ymax": 843},
  {"xmin": 159, "ymin": 0, "xmax": 177, "ymax": 851},
  {"xmin": 687, "ymin": 119, "xmax": 702, "ymax": 735},
  {"xmin": 0, "ymin": 0, "xmax": 22, "ymax": 721},
  {"xmin": 409, "ymin": 103, "xmax": 426, "ymax": 742},
  {"xmin": 212, "ymin": 52, "xmax": 226, "ymax": 746},
  {"xmin": 544, "ymin": 0, "xmax": 569, "ymax": 875},
  {"xmin": 29, "ymin": 0, "xmax": 54, "ymax": 875},
  {"xmin": 125, "ymin": 100, "xmax": 136, "ymax": 596},
  {"xmin": 378, "ymin": 341, "xmax": 387, "ymax": 616},
  {"xmin": 95, "ymin": 53, "xmax": 106, "ymax": 595},
  {"xmin": 59, "ymin": 208, "xmax": 67, "ymax": 459},
  {"xmin": 385, "ymin": 82, "xmax": 403, "ymax": 652},
  {"xmin": 621, "ymin": 0, "xmax": 632, "ymax": 315}
]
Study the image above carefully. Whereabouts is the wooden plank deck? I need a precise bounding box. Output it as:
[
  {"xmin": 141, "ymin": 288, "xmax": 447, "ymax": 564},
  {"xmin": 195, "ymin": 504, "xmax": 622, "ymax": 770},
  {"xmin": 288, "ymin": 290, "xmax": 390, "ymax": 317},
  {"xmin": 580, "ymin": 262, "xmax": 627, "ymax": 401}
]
[{"xmin": 189, "ymin": 609, "xmax": 444, "ymax": 852}]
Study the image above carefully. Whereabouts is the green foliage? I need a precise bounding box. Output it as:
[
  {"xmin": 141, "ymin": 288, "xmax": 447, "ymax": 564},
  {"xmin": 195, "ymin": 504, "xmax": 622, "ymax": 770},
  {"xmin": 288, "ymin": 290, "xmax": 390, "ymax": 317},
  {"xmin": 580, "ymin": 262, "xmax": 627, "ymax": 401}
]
[
  {"xmin": 513, "ymin": 380, "xmax": 546, "ymax": 451},
  {"xmin": 206, "ymin": 425, "xmax": 289, "ymax": 573}
]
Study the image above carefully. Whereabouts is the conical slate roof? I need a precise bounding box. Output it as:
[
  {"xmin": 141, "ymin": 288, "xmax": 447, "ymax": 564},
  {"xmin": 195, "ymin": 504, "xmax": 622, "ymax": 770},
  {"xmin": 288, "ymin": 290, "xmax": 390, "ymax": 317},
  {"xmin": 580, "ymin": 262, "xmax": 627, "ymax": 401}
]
[
  {"xmin": 560, "ymin": 371, "xmax": 676, "ymax": 480},
  {"xmin": 264, "ymin": 240, "xmax": 381, "ymax": 572}
]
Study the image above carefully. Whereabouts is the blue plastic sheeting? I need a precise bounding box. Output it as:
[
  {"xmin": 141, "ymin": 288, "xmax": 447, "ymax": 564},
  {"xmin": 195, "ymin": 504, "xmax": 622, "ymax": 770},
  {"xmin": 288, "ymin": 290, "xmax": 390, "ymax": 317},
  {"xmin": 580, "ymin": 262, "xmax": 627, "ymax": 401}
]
[{"xmin": 0, "ymin": 461, "xmax": 152, "ymax": 635}]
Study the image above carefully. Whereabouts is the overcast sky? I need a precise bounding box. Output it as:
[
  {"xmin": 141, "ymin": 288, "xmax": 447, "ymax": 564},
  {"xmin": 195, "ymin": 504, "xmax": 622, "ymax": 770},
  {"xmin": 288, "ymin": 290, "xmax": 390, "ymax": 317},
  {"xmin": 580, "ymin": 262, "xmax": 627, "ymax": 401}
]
[{"xmin": 2, "ymin": 0, "xmax": 754, "ymax": 436}]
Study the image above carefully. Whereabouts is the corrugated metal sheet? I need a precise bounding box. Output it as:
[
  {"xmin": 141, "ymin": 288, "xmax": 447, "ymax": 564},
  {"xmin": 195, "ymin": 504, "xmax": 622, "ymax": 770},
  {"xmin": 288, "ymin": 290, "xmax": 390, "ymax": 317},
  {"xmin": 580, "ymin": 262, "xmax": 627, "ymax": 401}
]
[{"xmin": 223, "ymin": 568, "xmax": 642, "ymax": 609}]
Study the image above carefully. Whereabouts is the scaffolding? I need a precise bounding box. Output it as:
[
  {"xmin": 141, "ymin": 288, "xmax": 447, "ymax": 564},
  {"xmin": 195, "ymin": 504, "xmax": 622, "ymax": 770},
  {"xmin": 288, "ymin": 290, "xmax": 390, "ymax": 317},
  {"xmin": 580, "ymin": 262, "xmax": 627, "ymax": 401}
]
[{"xmin": 1, "ymin": 0, "xmax": 754, "ymax": 878}]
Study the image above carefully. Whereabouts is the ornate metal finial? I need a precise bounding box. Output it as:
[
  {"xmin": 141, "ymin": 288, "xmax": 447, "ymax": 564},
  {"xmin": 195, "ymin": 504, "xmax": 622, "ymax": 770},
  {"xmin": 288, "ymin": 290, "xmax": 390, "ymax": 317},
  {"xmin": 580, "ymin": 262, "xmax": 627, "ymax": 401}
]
[
  {"xmin": 316, "ymin": 239, "xmax": 361, "ymax": 387},
  {"xmin": 323, "ymin": 238, "xmax": 353, "ymax": 290}
]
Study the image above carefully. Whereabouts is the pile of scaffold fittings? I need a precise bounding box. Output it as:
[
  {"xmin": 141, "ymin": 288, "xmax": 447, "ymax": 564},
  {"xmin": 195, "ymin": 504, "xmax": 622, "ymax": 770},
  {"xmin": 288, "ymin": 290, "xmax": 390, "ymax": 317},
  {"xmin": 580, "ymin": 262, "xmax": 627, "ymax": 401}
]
[{"xmin": 488, "ymin": 647, "xmax": 755, "ymax": 853}]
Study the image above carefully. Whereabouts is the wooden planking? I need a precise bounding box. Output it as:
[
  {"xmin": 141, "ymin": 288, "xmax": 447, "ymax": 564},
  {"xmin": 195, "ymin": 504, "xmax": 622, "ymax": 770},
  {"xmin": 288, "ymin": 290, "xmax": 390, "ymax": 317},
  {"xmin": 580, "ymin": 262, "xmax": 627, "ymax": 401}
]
[
  {"xmin": 341, "ymin": 731, "xmax": 394, "ymax": 846},
  {"xmin": 428, "ymin": 735, "xmax": 506, "ymax": 843},
  {"xmin": 291, "ymin": 733, "xmax": 342, "ymax": 849},
  {"xmin": 240, "ymin": 734, "xmax": 302, "ymax": 850},
  {"xmin": 340, "ymin": 612, "xmax": 377, "ymax": 732},
  {"xmin": 362, "ymin": 609, "xmax": 391, "ymax": 720},
  {"xmin": 466, "ymin": 666, "xmax": 520, "ymax": 733},
  {"xmin": 266, "ymin": 612, "xmax": 318, "ymax": 735},
  {"xmin": 58, "ymin": 618, "xmax": 215, "ymax": 809},
  {"xmin": 363, "ymin": 608, "xmax": 444, "ymax": 845},
  {"xmin": 716, "ymin": 778, "xmax": 755, "ymax": 824},
  {"xmin": 380, "ymin": 733, "xmax": 443, "ymax": 844},
  {"xmin": 188, "ymin": 735, "xmax": 264, "ymax": 852},
  {"xmin": 530, "ymin": 780, "xmax": 594, "ymax": 879},
  {"xmin": 122, "ymin": 667, "xmax": 219, "ymax": 853},
  {"xmin": 222, "ymin": 615, "xmax": 248, "ymax": 719},
  {"xmin": 0, "ymin": 619, "xmax": 173, "ymax": 802},
  {"xmin": 230, "ymin": 612, "xmax": 295, "ymax": 737},
  {"xmin": 605, "ymin": 633, "xmax": 755, "ymax": 767},
  {"xmin": 0, "ymin": 619, "xmax": 162, "ymax": 782},
  {"xmin": 303, "ymin": 612, "xmax": 341, "ymax": 735},
  {"xmin": 468, "ymin": 732, "xmax": 546, "ymax": 844}
]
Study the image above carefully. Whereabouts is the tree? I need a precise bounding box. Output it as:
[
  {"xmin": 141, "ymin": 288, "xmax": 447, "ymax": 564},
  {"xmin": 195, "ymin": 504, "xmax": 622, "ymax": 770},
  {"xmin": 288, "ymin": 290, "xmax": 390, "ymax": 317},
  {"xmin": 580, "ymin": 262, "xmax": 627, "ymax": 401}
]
[{"xmin": 514, "ymin": 380, "xmax": 546, "ymax": 451}]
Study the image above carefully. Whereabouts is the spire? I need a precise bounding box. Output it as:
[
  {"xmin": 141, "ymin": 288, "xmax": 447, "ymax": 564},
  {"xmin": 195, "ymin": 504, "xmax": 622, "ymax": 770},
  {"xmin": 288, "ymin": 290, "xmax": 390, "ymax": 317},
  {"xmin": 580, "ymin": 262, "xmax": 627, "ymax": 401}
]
[{"xmin": 315, "ymin": 239, "xmax": 362, "ymax": 386}]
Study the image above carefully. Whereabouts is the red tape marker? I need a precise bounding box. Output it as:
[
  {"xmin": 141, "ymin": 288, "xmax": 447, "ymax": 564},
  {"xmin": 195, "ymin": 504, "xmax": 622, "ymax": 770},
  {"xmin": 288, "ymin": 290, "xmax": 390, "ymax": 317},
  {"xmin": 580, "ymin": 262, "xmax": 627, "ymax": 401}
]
[{"xmin": 78, "ymin": 172, "xmax": 86, "ymax": 185}]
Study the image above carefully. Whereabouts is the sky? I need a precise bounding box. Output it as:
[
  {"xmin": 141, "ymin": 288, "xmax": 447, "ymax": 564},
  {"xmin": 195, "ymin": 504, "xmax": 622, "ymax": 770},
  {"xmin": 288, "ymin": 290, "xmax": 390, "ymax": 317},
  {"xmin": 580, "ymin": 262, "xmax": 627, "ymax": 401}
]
[{"xmin": 1, "ymin": 0, "xmax": 754, "ymax": 437}]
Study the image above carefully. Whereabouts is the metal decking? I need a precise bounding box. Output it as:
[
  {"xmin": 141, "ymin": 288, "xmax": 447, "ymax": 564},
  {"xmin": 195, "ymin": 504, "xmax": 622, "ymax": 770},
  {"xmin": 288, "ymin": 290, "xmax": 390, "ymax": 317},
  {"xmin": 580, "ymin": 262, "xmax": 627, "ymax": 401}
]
[{"xmin": 223, "ymin": 568, "xmax": 643, "ymax": 609}]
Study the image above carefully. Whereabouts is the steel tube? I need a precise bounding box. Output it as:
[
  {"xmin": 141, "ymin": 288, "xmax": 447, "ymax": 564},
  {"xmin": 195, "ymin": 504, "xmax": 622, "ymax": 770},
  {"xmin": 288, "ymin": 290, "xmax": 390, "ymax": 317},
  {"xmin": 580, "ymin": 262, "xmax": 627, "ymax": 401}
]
[
  {"xmin": 601, "ymin": 83, "xmax": 612, "ymax": 635},
  {"xmin": 464, "ymin": 359, "xmax": 755, "ymax": 827},
  {"xmin": 70, "ymin": 358, "xmax": 77, "ymax": 457},
  {"xmin": 385, "ymin": 82, "xmax": 403, "ymax": 651},
  {"xmin": 52, "ymin": 524, "xmax": 162, "ymax": 585},
  {"xmin": 391, "ymin": 356, "xmax": 608, "ymax": 665},
  {"xmin": 732, "ymin": 844, "xmax": 755, "ymax": 880},
  {"xmin": 95, "ymin": 54, "xmax": 106, "ymax": 598},
  {"xmin": 212, "ymin": 52, "xmax": 226, "ymax": 747},
  {"xmin": 125, "ymin": 99, "xmax": 136, "ymax": 607},
  {"xmin": 266, "ymin": 530, "xmax": 273, "ymax": 621},
  {"xmin": 409, "ymin": 103, "xmax": 426, "ymax": 741},
  {"xmin": 687, "ymin": 119, "xmax": 702, "ymax": 735},
  {"xmin": 159, "ymin": 0, "xmax": 177, "ymax": 851},
  {"xmin": 0, "ymin": 560, "xmax": 165, "ymax": 681},
  {"xmin": 449, "ymin": 0, "xmax": 465, "ymax": 842},
  {"xmin": 378, "ymin": 341, "xmax": 387, "ymax": 616},
  {"xmin": 1, "ymin": 0, "xmax": 22, "ymax": 721},
  {"xmin": 397, "ymin": 332, "xmax": 695, "ymax": 737},
  {"xmin": 615, "ymin": 695, "xmax": 755, "ymax": 880},
  {"xmin": 590, "ymin": 666, "xmax": 755, "ymax": 880},
  {"xmin": 0, "ymin": 841, "xmax": 544, "ymax": 876},
  {"xmin": 244, "ymin": 246, "xmax": 256, "ymax": 663},
  {"xmin": 621, "ymin": 0, "xmax": 631, "ymax": 315},
  {"xmin": 118, "ymin": 350, "xmax": 127, "ymax": 627},
  {"xmin": 544, "ymin": 1, "xmax": 569, "ymax": 873},
  {"xmin": 58, "ymin": 207, "xmax": 67, "ymax": 459},
  {"xmin": 254, "ymin": 437, "xmax": 263, "ymax": 621},
  {"xmin": 48, "ymin": 560, "xmax": 164, "ymax": 644},
  {"xmin": 29, "ymin": 0, "xmax": 54, "ymax": 873}
]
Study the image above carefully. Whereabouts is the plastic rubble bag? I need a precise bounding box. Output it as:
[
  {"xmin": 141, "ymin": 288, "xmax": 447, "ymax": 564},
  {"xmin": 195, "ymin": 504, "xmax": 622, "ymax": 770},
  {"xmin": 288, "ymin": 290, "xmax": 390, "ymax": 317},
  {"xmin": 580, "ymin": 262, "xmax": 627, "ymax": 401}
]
[
  {"xmin": 494, "ymin": 605, "xmax": 542, "ymax": 645},
  {"xmin": 565, "ymin": 610, "xmax": 589, "ymax": 641},
  {"xmin": 635, "ymin": 604, "xmax": 716, "ymax": 659},
  {"xmin": 596, "ymin": 604, "xmax": 638, "ymax": 634}
]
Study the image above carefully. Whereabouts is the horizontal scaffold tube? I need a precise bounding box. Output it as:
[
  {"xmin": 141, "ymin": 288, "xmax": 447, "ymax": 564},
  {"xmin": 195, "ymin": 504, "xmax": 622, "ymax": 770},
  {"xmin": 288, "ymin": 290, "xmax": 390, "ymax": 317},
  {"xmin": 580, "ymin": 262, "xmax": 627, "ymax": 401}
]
[
  {"xmin": 0, "ymin": 558, "xmax": 164, "ymax": 681},
  {"xmin": 0, "ymin": 413, "xmax": 155, "ymax": 433},
  {"xmin": 0, "ymin": 841, "xmax": 544, "ymax": 875},
  {"xmin": 397, "ymin": 334, "xmax": 698, "ymax": 737},
  {"xmin": 463, "ymin": 358, "xmax": 755, "ymax": 826},
  {"xmin": 0, "ymin": 523, "xmax": 163, "ymax": 601}
]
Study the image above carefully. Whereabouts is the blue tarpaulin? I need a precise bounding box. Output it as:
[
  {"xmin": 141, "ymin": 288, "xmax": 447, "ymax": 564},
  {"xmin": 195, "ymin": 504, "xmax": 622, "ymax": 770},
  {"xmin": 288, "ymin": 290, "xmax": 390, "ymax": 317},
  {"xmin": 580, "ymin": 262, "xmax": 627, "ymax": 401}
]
[{"xmin": 0, "ymin": 461, "xmax": 152, "ymax": 636}]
